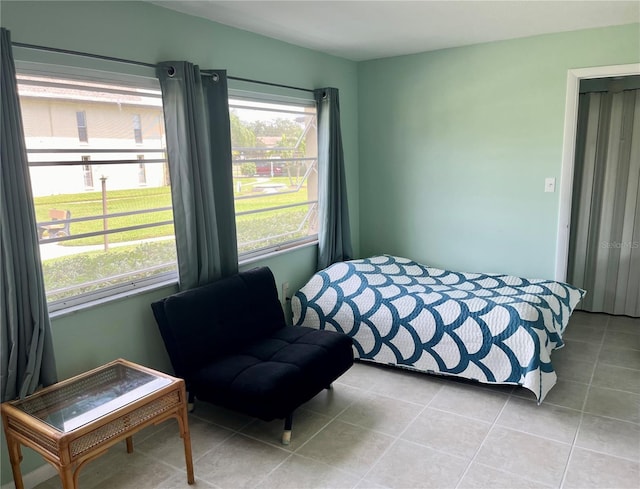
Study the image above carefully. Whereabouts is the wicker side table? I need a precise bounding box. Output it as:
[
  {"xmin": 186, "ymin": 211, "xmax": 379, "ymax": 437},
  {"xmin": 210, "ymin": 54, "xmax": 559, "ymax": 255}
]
[{"xmin": 1, "ymin": 359, "xmax": 194, "ymax": 489}]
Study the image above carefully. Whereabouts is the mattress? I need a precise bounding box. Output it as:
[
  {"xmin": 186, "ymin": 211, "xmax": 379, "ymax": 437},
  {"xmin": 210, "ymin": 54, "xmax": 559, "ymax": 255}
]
[{"xmin": 292, "ymin": 255, "xmax": 586, "ymax": 401}]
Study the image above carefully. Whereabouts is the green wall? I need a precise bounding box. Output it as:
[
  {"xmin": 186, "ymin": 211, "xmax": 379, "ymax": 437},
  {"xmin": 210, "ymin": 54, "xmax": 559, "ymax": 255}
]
[
  {"xmin": 358, "ymin": 23, "xmax": 640, "ymax": 279},
  {"xmin": 0, "ymin": 1, "xmax": 358, "ymax": 484}
]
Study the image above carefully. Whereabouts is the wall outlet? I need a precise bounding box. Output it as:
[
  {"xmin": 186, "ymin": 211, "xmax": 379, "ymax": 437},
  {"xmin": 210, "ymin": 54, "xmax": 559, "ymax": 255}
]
[{"xmin": 282, "ymin": 282, "xmax": 290, "ymax": 303}]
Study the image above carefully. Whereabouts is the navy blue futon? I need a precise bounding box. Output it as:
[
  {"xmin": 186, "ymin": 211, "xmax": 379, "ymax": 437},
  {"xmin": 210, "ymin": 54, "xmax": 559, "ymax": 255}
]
[{"xmin": 151, "ymin": 267, "xmax": 353, "ymax": 444}]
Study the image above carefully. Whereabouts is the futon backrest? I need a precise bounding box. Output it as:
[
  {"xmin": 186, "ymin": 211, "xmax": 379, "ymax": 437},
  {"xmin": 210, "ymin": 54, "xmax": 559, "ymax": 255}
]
[{"xmin": 151, "ymin": 267, "xmax": 286, "ymax": 379}]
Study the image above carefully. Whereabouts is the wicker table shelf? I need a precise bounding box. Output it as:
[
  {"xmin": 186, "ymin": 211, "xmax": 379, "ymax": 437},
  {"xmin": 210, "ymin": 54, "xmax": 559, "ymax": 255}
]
[{"xmin": 1, "ymin": 358, "xmax": 194, "ymax": 489}]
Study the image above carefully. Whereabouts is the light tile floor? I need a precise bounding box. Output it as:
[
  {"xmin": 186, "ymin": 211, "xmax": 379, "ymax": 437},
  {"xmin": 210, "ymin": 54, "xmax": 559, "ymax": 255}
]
[{"xmin": 34, "ymin": 312, "xmax": 639, "ymax": 489}]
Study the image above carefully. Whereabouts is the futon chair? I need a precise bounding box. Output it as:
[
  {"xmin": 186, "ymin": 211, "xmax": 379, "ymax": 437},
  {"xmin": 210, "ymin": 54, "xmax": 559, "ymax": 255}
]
[{"xmin": 151, "ymin": 267, "xmax": 354, "ymax": 444}]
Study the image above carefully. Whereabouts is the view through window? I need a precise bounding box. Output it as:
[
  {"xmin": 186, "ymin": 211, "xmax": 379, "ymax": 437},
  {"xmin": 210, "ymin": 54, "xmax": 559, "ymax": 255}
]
[
  {"xmin": 230, "ymin": 96, "xmax": 319, "ymax": 257},
  {"xmin": 17, "ymin": 68, "xmax": 320, "ymax": 311},
  {"xmin": 18, "ymin": 72, "xmax": 177, "ymax": 310}
]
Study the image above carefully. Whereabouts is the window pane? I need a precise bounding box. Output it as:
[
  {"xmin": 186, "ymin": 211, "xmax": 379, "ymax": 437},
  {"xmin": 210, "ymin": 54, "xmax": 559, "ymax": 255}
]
[
  {"xmin": 229, "ymin": 97, "xmax": 318, "ymax": 256},
  {"xmin": 133, "ymin": 114, "xmax": 143, "ymax": 144},
  {"xmin": 76, "ymin": 110, "xmax": 88, "ymax": 142},
  {"xmin": 18, "ymin": 73, "xmax": 177, "ymax": 308},
  {"xmin": 82, "ymin": 156, "xmax": 93, "ymax": 188}
]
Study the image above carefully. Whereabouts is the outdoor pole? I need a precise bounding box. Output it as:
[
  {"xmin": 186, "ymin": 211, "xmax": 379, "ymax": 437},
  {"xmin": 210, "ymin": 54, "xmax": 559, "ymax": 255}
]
[{"xmin": 101, "ymin": 175, "xmax": 109, "ymax": 251}]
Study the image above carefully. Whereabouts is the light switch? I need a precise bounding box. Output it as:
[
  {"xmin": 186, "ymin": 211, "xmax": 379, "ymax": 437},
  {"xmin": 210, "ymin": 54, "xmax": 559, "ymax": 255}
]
[{"xmin": 545, "ymin": 177, "xmax": 556, "ymax": 193}]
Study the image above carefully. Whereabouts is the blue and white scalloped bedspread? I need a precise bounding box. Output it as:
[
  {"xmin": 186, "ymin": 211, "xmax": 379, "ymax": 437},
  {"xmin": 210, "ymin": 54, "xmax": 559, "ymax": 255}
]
[{"xmin": 292, "ymin": 255, "xmax": 585, "ymax": 401}]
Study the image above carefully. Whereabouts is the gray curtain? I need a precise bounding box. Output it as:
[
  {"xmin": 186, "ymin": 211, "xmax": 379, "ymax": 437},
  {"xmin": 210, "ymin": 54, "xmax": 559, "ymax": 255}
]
[
  {"xmin": 568, "ymin": 87, "xmax": 640, "ymax": 316},
  {"xmin": 1, "ymin": 28, "xmax": 57, "ymax": 401},
  {"xmin": 157, "ymin": 62, "xmax": 238, "ymax": 290},
  {"xmin": 314, "ymin": 88, "xmax": 353, "ymax": 270}
]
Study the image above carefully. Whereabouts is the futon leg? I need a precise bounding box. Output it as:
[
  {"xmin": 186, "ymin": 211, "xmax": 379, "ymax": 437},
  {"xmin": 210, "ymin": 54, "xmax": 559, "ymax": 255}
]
[{"xmin": 282, "ymin": 413, "xmax": 293, "ymax": 445}]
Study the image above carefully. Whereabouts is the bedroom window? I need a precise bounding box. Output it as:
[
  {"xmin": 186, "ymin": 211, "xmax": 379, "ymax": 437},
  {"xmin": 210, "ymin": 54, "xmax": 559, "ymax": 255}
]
[
  {"xmin": 17, "ymin": 69, "xmax": 177, "ymax": 312},
  {"xmin": 229, "ymin": 95, "xmax": 319, "ymax": 259}
]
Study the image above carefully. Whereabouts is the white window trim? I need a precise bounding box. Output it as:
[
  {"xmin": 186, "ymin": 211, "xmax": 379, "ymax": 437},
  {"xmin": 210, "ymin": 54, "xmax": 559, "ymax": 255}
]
[{"xmin": 49, "ymin": 276, "xmax": 178, "ymax": 318}]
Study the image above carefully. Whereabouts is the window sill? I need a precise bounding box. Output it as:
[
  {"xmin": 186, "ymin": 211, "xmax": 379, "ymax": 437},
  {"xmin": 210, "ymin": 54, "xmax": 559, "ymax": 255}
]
[
  {"xmin": 239, "ymin": 239, "xmax": 318, "ymax": 267},
  {"xmin": 49, "ymin": 278, "xmax": 178, "ymax": 320},
  {"xmin": 48, "ymin": 242, "xmax": 317, "ymax": 319}
]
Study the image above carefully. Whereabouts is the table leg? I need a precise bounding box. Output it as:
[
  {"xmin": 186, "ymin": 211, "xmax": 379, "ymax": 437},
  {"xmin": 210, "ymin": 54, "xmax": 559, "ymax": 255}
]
[
  {"xmin": 177, "ymin": 410, "xmax": 195, "ymax": 484},
  {"xmin": 126, "ymin": 436, "xmax": 134, "ymax": 453},
  {"xmin": 59, "ymin": 464, "xmax": 77, "ymax": 489},
  {"xmin": 6, "ymin": 436, "xmax": 25, "ymax": 489},
  {"xmin": 183, "ymin": 429, "xmax": 195, "ymax": 484}
]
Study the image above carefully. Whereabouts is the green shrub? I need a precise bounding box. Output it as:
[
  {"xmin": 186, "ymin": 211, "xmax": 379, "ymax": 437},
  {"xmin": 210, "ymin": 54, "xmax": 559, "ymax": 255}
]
[
  {"xmin": 240, "ymin": 162, "xmax": 257, "ymax": 177},
  {"xmin": 42, "ymin": 240, "xmax": 177, "ymax": 302}
]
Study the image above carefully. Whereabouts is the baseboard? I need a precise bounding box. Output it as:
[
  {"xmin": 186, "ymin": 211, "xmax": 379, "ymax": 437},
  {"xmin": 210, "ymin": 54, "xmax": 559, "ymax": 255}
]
[{"xmin": 1, "ymin": 463, "xmax": 57, "ymax": 489}]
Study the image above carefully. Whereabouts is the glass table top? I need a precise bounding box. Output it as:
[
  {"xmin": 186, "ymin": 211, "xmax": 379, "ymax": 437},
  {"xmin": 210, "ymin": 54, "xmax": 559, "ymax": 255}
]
[{"xmin": 12, "ymin": 362, "xmax": 172, "ymax": 433}]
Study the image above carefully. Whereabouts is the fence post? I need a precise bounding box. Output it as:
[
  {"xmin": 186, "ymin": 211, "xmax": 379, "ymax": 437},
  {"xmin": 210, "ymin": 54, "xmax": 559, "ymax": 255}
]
[{"xmin": 101, "ymin": 176, "xmax": 108, "ymax": 251}]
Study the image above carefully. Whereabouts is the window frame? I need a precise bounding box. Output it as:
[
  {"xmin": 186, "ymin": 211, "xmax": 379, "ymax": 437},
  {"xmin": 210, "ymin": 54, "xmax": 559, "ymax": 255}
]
[
  {"xmin": 81, "ymin": 155, "xmax": 94, "ymax": 189},
  {"xmin": 14, "ymin": 60, "xmax": 322, "ymax": 313},
  {"xmin": 16, "ymin": 62, "xmax": 179, "ymax": 313},
  {"xmin": 137, "ymin": 155, "xmax": 147, "ymax": 185},
  {"xmin": 228, "ymin": 89, "xmax": 320, "ymax": 263},
  {"xmin": 76, "ymin": 110, "xmax": 88, "ymax": 142},
  {"xmin": 133, "ymin": 113, "xmax": 143, "ymax": 144}
]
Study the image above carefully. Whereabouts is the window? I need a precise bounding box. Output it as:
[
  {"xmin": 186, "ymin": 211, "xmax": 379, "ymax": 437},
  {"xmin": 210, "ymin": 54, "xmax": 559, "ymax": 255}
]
[
  {"xmin": 229, "ymin": 96, "xmax": 318, "ymax": 259},
  {"xmin": 76, "ymin": 110, "xmax": 88, "ymax": 142},
  {"xmin": 137, "ymin": 155, "xmax": 147, "ymax": 185},
  {"xmin": 133, "ymin": 114, "xmax": 143, "ymax": 144},
  {"xmin": 18, "ymin": 70, "xmax": 177, "ymax": 311},
  {"xmin": 82, "ymin": 156, "xmax": 93, "ymax": 188}
]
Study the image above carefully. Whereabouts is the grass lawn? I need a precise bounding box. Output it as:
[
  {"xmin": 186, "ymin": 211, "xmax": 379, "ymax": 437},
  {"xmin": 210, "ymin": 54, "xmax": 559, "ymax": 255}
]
[
  {"xmin": 35, "ymin": 187, "xmax": 174, "ymax": 246},
  {"xmin": 38, "ymin": 177, "xmax": 315, "ymax": 301},
  {"xmin": 35, "ymin": 177, "xmax": 312, "ymax": 247}
]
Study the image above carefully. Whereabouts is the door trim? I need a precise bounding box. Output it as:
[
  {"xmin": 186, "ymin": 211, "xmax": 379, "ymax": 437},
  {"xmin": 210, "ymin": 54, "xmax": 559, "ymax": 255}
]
[{"xmin": 555, "ymin": 63, "xmax": 640, "ymax": 282}]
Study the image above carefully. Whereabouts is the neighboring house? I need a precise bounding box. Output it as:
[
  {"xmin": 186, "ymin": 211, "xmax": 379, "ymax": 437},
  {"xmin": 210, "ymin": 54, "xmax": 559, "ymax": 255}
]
[{"xmin": 19, "ymin": 77, "xmax": 168, "ymax": 197}]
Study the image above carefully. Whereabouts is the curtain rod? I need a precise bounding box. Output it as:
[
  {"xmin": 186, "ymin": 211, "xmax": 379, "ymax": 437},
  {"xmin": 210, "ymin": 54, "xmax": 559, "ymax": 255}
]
[{"xmin": 12, "ymin": 41, "xmax": 314, "ymax": 94}]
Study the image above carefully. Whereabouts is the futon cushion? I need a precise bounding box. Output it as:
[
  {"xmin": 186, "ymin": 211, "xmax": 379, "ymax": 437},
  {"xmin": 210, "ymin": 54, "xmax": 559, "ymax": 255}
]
[
  {"xmin": 152, "ymin": 267, "xmax": 286, "ymax": 379},
  {"xmin": 151, "ymin": 266, "xmax": 355, "ymax": 423},
  {"xmin": 191, "ymin": 326, "xmax": 353, "ymax": 420}
]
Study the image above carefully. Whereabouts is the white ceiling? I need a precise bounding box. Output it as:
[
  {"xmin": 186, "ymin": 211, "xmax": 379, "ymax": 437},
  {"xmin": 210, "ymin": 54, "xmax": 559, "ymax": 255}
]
[{"xmin": 150, "ymin": 1, "xmax": 639, "ymax": 61}]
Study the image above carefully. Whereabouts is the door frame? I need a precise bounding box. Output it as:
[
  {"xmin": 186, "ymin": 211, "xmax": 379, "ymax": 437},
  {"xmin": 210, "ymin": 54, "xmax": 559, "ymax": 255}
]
[{"xmin": 555, "ymin": 63, "xmax": 640, "ymax": 282}]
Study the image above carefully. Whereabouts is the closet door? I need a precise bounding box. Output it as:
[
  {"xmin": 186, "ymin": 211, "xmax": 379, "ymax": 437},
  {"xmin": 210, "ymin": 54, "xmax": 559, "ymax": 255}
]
[{"xmin": 568, "ymin": 87, "xmax": 640, "ymax": 317}]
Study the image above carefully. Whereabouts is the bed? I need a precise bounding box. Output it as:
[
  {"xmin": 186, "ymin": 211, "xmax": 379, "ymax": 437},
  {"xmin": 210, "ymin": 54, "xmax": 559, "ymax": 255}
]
[{"xmin": 291, "ymin": 255, "xmax": 585, "ymax": 401}]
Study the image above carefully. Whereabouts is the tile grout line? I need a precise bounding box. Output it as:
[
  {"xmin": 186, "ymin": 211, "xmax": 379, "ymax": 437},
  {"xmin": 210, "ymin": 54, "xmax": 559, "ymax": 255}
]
[
  {"xmin": 292, "ymin": 384, "xmax": 370, "ymax": 453},
  {"xmin": 258, "ymin": 383, "xmax": 372, "ymax": 488},
  {"xmin": 241, "ymin": 395, "xmax": 361, "ymax": 489},
  {"xmin": 356, "ymin": 384, "xmax": 445, "ymax": 487},
  {"xmin": 188, "ymin": 413, "xmax": 248, "ymax": 465},
  {"xmin": 185, "ymin": 374, "xmax": 375, "ymax": 488},
  {"xmin": 452, "ymin": 388, "xmax": 514, "ymax": 489},
  {"xmin": 329, "ymin": 378, "xmax": 416, "ymax": 489},
  {"xmin": 558, "ymin": 314, "xmax": 610, "ymax": 489}
]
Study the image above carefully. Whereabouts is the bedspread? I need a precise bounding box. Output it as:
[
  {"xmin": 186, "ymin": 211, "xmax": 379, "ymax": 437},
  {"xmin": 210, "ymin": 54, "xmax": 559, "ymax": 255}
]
[{"xmin": 292, "ymin": 256, "xmax": 585, "ymax": 401}]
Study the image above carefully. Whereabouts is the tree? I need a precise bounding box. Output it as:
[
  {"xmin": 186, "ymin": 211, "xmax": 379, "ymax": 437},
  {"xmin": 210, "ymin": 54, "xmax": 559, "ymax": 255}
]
[
  {"xmin": 248, "ymin": 118, "xmax": 303, "ymax": 139},
  {"xmin": 230, "ymin": 112, "xmax": 256, "ymax": 150}
]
